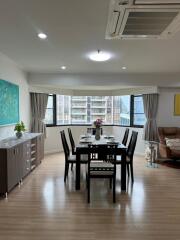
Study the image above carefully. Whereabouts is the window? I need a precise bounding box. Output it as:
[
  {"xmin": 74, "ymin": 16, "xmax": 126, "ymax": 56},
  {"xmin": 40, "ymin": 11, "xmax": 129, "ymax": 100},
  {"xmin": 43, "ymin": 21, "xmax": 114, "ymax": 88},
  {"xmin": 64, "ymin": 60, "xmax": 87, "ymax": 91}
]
[
  {"xmin": 56, "ymin": 95, "xmax": 71, "ymax": 124},
  {"xmin": 45, "ymin": 95, "xmax": 55, "ymax": 125},
  {"xmin": 132, "ymin": 95, "xmax": 146, "ymax": 126},
  {"xmin": 45, "ymin": 94, "xmax": 145, "ymax": 127},
  {"xmin": 113, "ymin": 96, "xmax": 130, "ymax": 126}
]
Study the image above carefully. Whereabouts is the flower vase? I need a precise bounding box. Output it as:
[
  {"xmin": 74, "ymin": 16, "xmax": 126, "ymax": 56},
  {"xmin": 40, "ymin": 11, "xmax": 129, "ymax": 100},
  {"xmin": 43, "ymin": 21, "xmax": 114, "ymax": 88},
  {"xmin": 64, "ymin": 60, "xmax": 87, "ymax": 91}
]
[
  {"xmin": 16, "ymin": 132, "xmax": 22, "ymax": 139},
  {"xmin": 95, "ymin": 127, "xmax": 101, "ymax": 140}
]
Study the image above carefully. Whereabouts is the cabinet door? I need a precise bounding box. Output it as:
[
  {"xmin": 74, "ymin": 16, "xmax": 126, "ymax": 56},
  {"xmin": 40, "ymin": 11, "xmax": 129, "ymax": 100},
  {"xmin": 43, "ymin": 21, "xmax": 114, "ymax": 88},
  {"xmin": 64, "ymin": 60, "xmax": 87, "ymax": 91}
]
[
  {"xmin": 16, "ymin": 145, "xmax": 24, "ymax": 182},
  {"xmin": 7, "ymin": 147, "xmax": 18, "ymax": 192}
]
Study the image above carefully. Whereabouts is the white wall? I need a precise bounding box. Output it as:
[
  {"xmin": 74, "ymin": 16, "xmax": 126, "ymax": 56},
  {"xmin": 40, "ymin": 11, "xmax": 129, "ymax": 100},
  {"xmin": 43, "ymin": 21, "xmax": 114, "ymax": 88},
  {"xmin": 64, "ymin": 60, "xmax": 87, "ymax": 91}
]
[
  {"xmin": 157, "ymin": 88, "xmax": 180, "ymax": 127},
  {"xmin": 112, "ymin": 126, "xmax": 145, "ymax": 155},
  {"xmin": 0, "ymin": 52, "xmax": 30, "ymax": 140},
  {"xmin": 45, "ymin": 125, "xmax": 113, "ymax": 154},
  {"xmin": 45, "ymin": 125, "xmax": 145, "ymax": 155},
  {"xmin": 45, "ymin": 87, "xmax": 180, "ymax": 155}
]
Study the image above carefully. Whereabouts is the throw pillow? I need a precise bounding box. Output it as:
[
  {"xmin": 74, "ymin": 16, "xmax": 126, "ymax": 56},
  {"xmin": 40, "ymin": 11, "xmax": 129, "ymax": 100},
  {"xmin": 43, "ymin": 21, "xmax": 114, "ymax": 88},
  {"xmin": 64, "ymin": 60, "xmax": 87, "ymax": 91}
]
[{"xmin": 165, "ymin": 138, "xmax": 180, "ymax": 151}]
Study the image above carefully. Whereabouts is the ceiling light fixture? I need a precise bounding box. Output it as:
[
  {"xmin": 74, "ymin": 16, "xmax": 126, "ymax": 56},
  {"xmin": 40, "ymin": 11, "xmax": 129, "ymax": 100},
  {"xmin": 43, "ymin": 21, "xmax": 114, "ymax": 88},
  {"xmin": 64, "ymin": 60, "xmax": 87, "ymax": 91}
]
[
  {"xmin": 89, "ymin": 50, "xmax": 111, "ymax": 62},
  {"xmin": 122, "ymin": 66, "xmax": 127, "ymax": 70},
  {"xmin": 61, "ymin": 66, "xmax": 66, "ymax": 70},
  {"xmin": 38, "ymin": 33, "xmax": 47, "ymax": 39}
]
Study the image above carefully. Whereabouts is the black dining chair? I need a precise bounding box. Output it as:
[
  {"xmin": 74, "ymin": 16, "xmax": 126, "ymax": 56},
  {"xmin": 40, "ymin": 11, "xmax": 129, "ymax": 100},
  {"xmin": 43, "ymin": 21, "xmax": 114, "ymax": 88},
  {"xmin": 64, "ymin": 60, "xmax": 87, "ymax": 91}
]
[
  {"xmin": 86, "ymin": 144, "xmax": 117, "ymax": 203},
  {"xmin": 122, "ymin": 128, "xmax": 129, "ymax": 146},
  {"xmin": 87, "ymin": 127, "xmax": 103, "ymax": 135},
  {"xmin": 60, "ymin": 130, "xmax": 87, "ymax": 182},
  {"xmin": 68, "ymin": 128, "xmax": 76, "ymax": 170},
  {"xmin": 116, "ymin": 131, "xmax": 138, "ymax": 182}
]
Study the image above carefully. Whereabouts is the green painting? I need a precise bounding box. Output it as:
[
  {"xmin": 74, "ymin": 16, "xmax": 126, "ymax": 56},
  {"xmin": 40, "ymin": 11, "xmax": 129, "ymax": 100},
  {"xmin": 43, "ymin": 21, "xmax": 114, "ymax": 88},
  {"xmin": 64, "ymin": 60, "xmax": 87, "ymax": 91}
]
[{"xmin": 0, "ymin": 79, "xmax": 19, "ymax": 126}]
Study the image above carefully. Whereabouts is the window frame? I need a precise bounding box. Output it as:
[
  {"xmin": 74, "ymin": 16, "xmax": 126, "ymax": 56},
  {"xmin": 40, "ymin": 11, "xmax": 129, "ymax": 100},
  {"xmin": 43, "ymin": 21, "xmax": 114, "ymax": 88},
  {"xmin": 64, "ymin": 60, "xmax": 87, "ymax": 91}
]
[
  {"xmin": 131, "ymin": 95, "xmax": 145, "ymax": 128},
  {"xmin": 45, "ymin": 94, "xmax": 56, "ymax": 127},
  {"xmin": 45, "ymin": 94, "xmax": 145, "ymax": 128}
]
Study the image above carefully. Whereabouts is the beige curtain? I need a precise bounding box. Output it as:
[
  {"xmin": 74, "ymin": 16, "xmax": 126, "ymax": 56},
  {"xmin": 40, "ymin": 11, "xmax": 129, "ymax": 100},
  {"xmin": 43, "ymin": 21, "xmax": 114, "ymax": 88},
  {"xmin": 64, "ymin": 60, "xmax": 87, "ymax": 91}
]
[
  {"xmin": 143, "ymin": 93, "xmax": 159, "ymax": 142},
  {"xmin": 30, "ymin": 93, "xmax": 48, "ymax": 136}
]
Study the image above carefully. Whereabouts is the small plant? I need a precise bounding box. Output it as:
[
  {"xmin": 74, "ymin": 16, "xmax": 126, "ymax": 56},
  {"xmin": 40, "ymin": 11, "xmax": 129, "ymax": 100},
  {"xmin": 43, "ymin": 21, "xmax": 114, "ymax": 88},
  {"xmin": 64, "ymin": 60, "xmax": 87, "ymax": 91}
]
[
  {"xmin": 14, "ymin": 121, "xmax": 26, "ymax": 133},
  {"xmin": 93, "ymin": 118, "xmax": 103, "ymax": 128}
]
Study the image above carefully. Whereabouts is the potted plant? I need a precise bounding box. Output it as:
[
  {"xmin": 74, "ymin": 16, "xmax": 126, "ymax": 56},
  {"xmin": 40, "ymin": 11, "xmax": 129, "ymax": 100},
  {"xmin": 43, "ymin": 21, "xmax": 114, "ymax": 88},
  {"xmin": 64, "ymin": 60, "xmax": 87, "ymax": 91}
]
[
  {"xmin": 14, "ymin": 121, "xmax": 26, "ymax": 138},
  {"xmin": 93, "ymin": 118, "xmax": 103, "ymax": 140}
]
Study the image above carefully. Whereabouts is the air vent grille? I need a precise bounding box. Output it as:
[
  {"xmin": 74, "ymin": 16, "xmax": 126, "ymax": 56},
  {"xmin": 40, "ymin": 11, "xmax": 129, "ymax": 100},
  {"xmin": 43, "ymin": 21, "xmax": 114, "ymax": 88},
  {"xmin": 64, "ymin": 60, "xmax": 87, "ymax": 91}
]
[
  {"xmin": 122, "ymin": 11, "xmax": 179, "ymax": 35},
  {"xmin": 105, "ymin": 0, "xmax": 180, "ymax": 39},
  {"xmin": 134, "ymin": 0, "xmax": 180, "ymax": 4}
]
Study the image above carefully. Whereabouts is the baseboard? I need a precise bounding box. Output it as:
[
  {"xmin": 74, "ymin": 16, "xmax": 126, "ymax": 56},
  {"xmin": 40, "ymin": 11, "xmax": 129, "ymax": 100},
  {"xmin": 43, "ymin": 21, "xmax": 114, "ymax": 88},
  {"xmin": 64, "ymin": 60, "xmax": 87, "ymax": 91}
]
[
  {"xmin": 135, "ymin": 152, "xmax": 145, "ymax": 157},
  {"xmin": 45, "ymin": 149, "xmax": 145, "ymax": 157},
  {"xmin": 45, "ymin": 149, "xmax": 61, "ymax": 155}
]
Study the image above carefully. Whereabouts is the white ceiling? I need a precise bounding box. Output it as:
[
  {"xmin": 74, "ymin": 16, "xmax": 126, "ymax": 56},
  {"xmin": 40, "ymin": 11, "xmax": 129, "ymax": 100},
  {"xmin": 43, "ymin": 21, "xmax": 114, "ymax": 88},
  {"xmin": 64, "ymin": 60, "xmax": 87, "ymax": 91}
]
[{"xmin": 1, "ymin": 0, "xmax": 180, "ymax": 75}]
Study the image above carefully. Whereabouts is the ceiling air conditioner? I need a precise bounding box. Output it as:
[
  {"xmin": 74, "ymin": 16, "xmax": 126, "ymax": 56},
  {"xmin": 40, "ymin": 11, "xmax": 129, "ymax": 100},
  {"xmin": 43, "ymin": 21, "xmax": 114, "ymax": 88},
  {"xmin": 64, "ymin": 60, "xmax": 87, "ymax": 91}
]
[{"xmin": 105, "ymin": 0, "xmax": 180, "ymax": 39}]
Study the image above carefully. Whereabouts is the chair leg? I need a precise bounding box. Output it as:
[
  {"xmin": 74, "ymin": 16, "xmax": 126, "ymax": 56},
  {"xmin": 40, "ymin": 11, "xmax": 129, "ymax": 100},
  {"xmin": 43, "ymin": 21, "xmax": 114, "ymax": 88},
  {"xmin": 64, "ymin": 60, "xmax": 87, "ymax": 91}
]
[
  {"xmin": 64, "ymin": 163, "xmax": 69, "ymax": 183},
  {"xmin": 113, "ymin": 176, "xmax": 116, "ymax": 203},
  {"xmin": 109, "ymin": 178, "xmax": 112, "ymax": 189},
  {"xmin": 130, "ymin": 163, "xmax": 134, "ymax": 183},
  {"xmin": 127, "ymin": 164, "xmax": 130, "ymax": 177},
  {"xmin": 87, "ymin": 178, "xmax": 90, "ymax": 203},
  {"xmin": 71, "ymin": 163, "xmax": 73, "ymax": 171}
]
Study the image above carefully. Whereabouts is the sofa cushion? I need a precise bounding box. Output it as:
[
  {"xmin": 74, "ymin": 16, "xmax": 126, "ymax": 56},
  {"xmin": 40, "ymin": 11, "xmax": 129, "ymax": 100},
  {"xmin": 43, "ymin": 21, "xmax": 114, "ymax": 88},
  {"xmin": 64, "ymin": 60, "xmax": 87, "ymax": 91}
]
[{"xmin": 165, "ymin": 138, "xmax": 180, "ymax": 151}]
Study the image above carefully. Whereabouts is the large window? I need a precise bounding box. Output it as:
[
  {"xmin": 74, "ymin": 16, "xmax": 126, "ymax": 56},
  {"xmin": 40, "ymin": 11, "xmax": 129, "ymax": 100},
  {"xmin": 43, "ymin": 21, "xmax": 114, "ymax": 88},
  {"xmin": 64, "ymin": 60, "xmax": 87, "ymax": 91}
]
[
  {"xmin": 56, "ymin": 95, "xmax": 71, "ymax": 124},
  {"xmin": 132, "ymin": 95, "xmax": 146, "ymax": 126},
  {"xmin": 114, "ymin": 96, "xmax": 130, "ymax": 126},
  {"xmin": 45, "ymin": 94, "xmax": 145, "ymax": 127},
  {"xmin": 45, "ymin": 95, "xmax": 55, "ymax": 125}
]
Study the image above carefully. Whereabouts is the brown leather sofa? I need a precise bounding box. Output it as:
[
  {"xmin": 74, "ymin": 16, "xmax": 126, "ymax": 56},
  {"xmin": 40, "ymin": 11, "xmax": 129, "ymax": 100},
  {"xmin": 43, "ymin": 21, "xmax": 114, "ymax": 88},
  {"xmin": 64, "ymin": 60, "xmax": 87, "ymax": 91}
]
[{"xmin": 158, "ymin": 127, "xmax": 180, "ymax": 160}]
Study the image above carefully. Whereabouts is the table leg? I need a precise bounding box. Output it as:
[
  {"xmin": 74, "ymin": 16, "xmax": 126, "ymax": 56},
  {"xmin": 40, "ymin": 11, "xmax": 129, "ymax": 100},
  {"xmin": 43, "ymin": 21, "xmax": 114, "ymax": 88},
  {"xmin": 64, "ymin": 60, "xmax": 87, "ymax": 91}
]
[
  {"xmin": 121, "ymin": 150, "xmax": 126, "ymax": 191},
  {"xmin": 76, "ymin": 152, "xmax": 80, "ymax": 190}
]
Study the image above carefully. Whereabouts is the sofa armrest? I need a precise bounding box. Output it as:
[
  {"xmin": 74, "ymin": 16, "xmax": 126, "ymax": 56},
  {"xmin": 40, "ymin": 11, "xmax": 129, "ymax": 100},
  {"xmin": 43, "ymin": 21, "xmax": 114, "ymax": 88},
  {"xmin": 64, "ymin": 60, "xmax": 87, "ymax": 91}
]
[{"xmin": 159, "ymin": 143, "xmax": 171, "ymax": 159}]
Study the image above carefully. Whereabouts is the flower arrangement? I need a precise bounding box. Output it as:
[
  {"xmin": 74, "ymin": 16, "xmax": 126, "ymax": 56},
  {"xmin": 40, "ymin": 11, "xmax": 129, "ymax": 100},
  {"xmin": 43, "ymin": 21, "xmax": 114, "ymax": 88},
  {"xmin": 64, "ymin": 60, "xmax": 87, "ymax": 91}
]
[{"xmin": 93, "ymin": 118, "xmax": 103, "ymax": 128}]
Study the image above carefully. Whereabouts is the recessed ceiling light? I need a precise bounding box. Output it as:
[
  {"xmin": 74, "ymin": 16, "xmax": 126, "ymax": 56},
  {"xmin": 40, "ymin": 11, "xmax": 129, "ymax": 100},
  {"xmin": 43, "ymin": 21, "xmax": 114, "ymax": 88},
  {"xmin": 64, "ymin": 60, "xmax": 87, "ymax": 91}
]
[
  {"xmin": 61, "ymin": 66, "xmax": 66, "ymax": 70},
  {"xmin": 38, "ymin": 33, "xmax": 47, "ymax": 39},
  {"xmin": 122, "ymin": 66, "xmax": 127, "ymax": 70},
  {"xmin": 89, "ymin": 50, "xmax": 111, "ymax": 62}
]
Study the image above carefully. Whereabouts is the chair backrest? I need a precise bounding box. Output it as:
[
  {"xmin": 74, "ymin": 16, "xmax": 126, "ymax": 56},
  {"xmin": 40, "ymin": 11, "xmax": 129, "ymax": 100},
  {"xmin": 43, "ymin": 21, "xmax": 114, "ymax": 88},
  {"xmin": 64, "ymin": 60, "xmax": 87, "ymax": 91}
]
[
  {"xmin": 88, "ymin": 144, "xmax": 117, "ymax": 163},
  {"xmin": 87, "ymin": 128, "xmax": 103, "ymax": 135},
  {"xmin": 122, "ymin": 128, "xmax": 129, "ymax": 146},
  {"xmin": 127, "ymin": 131, "xmax": 138, "ymax": 161},
  {"xmin": 60, "ymin": 130, "xmax": 70, "ymax": 160},
  {"xmin": 68, "ymin": 128, "xmax": 76, "ymax": 154}
]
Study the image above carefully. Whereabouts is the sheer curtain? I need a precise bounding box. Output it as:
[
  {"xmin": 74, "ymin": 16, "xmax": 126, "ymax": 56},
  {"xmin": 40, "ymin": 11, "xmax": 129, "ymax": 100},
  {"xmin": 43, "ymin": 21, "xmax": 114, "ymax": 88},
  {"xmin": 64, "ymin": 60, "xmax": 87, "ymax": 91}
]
[
  {"xmin": 30, "ymin": 93, "xmax": 48, "ymax": 136},
  {"xmin": 143, "ymin": 93, "xmax": 159, "ymax": 142}
]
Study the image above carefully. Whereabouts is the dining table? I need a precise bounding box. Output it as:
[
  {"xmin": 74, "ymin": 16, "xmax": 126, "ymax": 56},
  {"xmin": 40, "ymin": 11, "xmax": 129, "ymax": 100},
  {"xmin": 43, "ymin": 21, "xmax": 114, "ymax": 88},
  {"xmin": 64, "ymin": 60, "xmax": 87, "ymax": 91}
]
[{"xmin": 75, "ymin": 134, "xmax": 127, "ymax": 191}]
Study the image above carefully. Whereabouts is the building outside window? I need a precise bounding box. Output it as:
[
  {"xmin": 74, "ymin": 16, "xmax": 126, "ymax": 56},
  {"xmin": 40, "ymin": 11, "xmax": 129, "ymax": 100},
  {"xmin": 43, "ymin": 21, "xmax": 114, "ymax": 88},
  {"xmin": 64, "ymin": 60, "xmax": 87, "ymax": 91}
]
[
  {"xmin": 45, "ymin": 94, "xmax": 145, "ymax": 127},
  {"xmin": 45, "ymin": 95, "xmax": 54, "ymax": 125},
  {"xmin": 133, "ymin": 95, "xmax": 146, "ymax": 126},
  {"xmin": 113, "ymin": 96, "xmax": 130, "ymax": 126}
]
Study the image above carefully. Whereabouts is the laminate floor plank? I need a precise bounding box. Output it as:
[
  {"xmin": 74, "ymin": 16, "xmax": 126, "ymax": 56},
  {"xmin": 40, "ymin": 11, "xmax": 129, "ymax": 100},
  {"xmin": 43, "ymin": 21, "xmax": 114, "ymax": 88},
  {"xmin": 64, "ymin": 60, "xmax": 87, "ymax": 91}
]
[{"xmin": 0, "ymin": 153, "xmax": 180, "ymax": 240}]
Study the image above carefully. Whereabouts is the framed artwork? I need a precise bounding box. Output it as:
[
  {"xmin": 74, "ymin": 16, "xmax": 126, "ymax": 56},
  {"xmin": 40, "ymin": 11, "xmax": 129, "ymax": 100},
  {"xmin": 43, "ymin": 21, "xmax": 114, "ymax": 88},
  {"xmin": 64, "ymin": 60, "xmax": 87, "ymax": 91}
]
[
  {"xmin": 174, "ymin": 94, "xmax": 180, "ymax": 116},
  {"xmin": 0, "ymin": 79, "xmax": 19, "ymax": 126}
]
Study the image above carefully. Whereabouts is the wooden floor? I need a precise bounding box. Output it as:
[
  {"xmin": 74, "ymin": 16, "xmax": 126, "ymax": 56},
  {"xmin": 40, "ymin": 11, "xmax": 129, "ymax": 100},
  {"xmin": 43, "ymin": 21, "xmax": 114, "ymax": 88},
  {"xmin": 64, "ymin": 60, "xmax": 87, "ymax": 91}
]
[{"xmin": 0, "ymin": 153, "xmax": 180, "ymax": 240}]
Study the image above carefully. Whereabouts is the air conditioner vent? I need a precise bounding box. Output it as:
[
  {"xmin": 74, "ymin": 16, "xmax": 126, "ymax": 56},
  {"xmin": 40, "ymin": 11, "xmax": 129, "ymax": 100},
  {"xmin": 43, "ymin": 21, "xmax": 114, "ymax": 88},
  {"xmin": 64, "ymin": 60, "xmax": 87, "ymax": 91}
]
[
  {"xmin": 134, "ymin": 0, "xmax": 180, "ymax": 5},
  {"xmin": 122, "ymin": 11, "xmax": 179, "ymax": 36},
  {"xmin": 106, "ymin": 0, "xmax": 180, "ymax": 39}
]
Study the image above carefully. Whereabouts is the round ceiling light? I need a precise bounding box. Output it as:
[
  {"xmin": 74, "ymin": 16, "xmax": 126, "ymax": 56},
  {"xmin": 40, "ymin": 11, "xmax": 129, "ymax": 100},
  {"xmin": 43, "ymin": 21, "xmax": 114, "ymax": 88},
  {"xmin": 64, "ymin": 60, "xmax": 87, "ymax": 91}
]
[
  {"xmin": 61, "ymin": 66, "xmax": 66, "ymax": 70},
  {"xmin": 89, "ymin": 50, "xmax": 111, "ymax": 62},
  {"xmin": 122, "ymin": 66, "xmax": 127, "ymax": 70},
  {"xmin": 38, "ymin": 33, "xmax": 47, "ymax": 39}
]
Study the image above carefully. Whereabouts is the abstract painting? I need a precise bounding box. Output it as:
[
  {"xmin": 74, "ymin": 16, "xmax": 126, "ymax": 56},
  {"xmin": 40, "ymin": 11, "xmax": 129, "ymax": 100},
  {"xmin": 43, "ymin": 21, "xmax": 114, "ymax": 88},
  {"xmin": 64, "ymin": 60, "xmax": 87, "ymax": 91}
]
[
  {"xmin": 0, "ymin": 79, "xmax": 19, "ymax": 126},
  {"xmin": 174, "ymin": 94, "xmax": 180, "ymax": 116}
]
